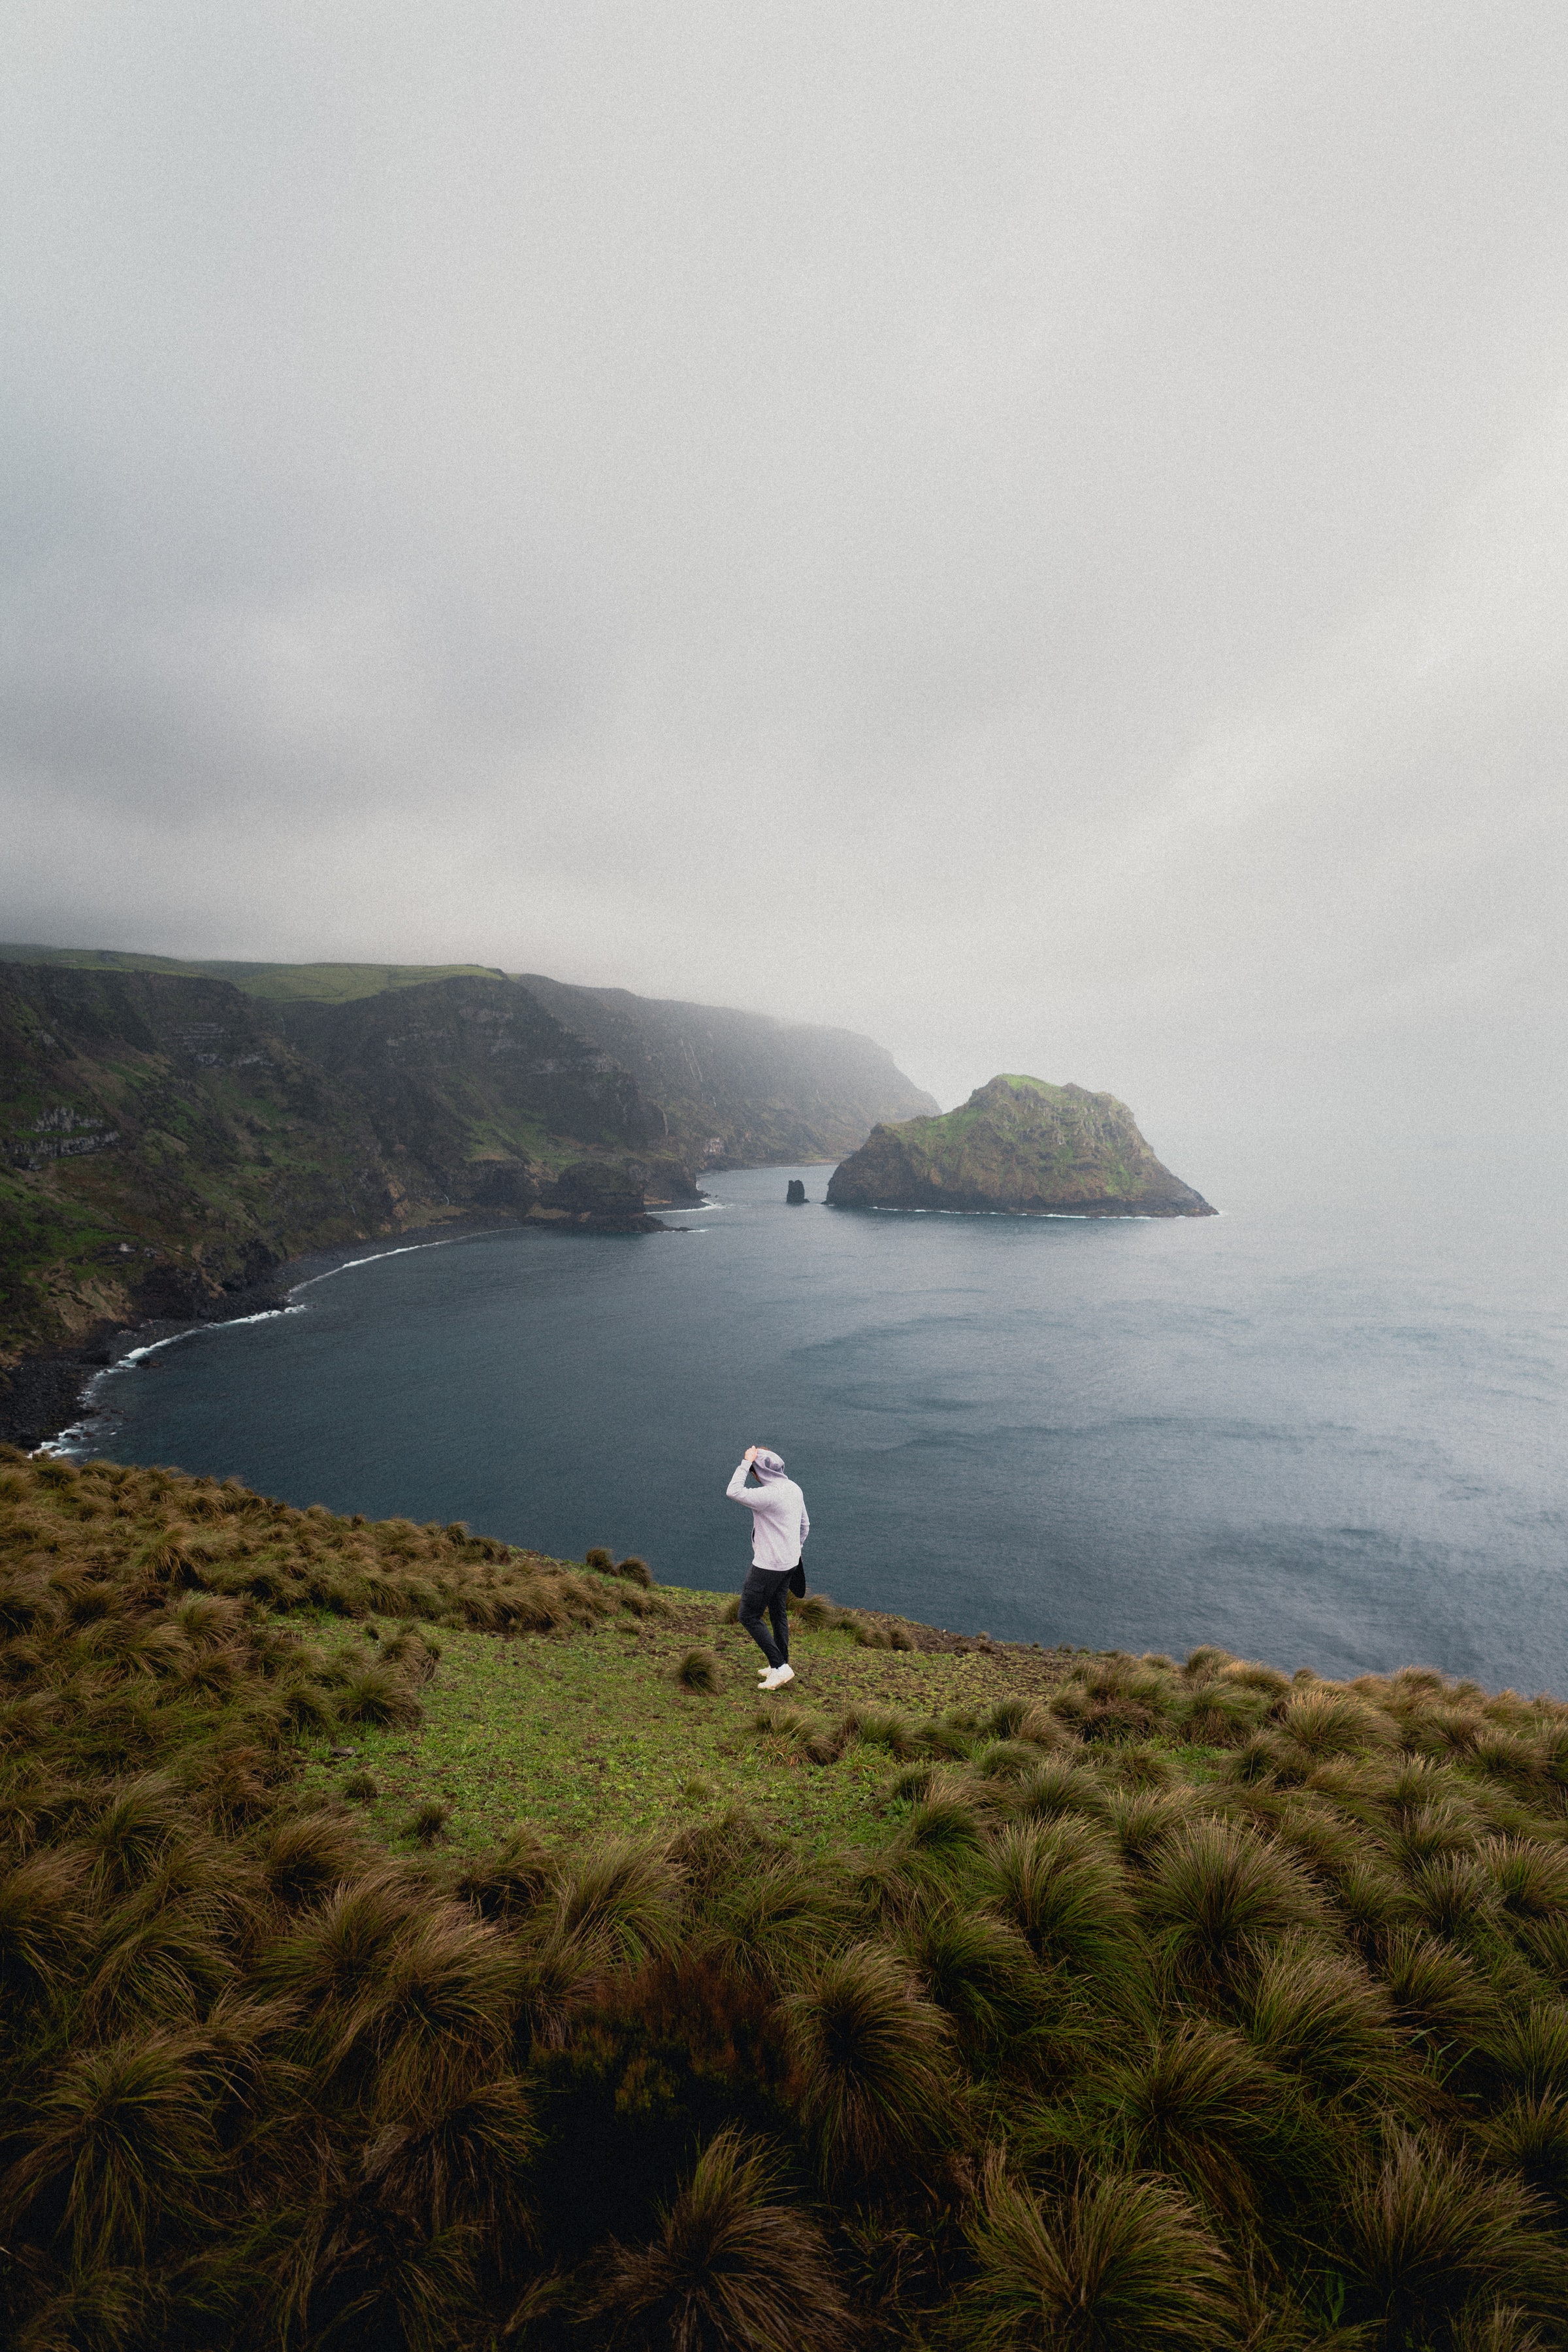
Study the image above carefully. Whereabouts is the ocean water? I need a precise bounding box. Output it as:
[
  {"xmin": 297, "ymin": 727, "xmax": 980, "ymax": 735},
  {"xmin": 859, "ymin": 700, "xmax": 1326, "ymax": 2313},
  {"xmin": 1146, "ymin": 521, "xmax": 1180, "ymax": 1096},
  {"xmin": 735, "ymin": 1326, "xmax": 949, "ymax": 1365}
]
[{"xmin": 64, "ymin": 1145, "xmax": 1568, "ymax": 1690}]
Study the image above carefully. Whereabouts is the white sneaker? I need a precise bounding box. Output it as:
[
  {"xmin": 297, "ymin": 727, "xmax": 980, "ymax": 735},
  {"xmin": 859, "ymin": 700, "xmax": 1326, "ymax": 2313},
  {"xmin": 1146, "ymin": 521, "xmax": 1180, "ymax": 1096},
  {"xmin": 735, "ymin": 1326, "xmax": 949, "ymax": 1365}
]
[{"xmin": 761, "ymin": 1663, "xmax": 795, "ymax": 1691}]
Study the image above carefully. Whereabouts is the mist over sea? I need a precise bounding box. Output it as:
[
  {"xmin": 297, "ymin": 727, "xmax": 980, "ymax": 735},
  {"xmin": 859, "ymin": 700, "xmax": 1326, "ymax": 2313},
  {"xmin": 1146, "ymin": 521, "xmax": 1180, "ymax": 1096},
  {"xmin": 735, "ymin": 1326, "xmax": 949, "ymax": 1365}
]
[{"xmin": 67, "ymin": 1135, "xmax": 1568, "ymax": 1691}]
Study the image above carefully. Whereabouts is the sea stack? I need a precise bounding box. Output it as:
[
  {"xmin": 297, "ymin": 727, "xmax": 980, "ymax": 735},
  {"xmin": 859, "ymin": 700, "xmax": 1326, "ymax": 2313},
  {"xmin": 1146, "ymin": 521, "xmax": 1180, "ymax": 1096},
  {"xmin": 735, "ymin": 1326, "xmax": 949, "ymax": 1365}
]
[
  {"xmin": 825, "ymin": 1075, "xmax": 1215, "ymax": 1218},
  {"xmin": 786, "ymin": 1179, "xmax": 807, "ymax": 1204}
]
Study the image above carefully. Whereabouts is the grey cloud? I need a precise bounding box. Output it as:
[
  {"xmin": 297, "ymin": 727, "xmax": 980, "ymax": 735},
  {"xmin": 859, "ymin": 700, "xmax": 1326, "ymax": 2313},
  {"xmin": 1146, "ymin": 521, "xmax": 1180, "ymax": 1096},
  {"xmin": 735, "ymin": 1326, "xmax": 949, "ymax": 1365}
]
[{"xmin": 2, "ymin": 1, "xmax": 1565, "ymax": 1135}]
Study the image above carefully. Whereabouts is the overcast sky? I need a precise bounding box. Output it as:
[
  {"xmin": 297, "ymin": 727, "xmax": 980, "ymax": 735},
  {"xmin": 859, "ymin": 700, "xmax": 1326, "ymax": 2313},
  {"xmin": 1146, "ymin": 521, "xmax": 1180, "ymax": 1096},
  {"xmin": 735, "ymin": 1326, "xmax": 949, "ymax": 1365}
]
[{"xmin": 3, "ymin": 3, "xmax": 1565, "ymax": 1141}]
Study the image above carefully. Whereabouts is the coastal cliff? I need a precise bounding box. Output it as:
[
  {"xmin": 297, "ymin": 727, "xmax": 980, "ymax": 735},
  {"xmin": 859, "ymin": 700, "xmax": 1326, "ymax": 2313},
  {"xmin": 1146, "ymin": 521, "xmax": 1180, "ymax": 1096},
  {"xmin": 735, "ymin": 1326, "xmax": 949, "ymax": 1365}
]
[
  {"xmin": 826, "ymin": 1072, "xmax": 1216, "ymax": 1217},
  {"xmin": 0, "ymin": 952, "xmax": 934, "ymax": 1415},
  {"xmin": 514, "ymin": 972, "xmax": 939, "ymax": 1166}
]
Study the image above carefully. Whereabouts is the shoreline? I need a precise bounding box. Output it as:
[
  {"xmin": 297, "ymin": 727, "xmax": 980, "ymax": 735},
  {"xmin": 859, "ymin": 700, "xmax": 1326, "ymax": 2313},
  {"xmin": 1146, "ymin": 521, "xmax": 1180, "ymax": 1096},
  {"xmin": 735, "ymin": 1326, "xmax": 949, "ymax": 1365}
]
[
  {"xmin": 0, "ymin": 1210, "xmax": 525, "ymax": 1453},
  {"xmin": 0, "ymin": 1166, "xmax": 774, "ymax": 1454}
]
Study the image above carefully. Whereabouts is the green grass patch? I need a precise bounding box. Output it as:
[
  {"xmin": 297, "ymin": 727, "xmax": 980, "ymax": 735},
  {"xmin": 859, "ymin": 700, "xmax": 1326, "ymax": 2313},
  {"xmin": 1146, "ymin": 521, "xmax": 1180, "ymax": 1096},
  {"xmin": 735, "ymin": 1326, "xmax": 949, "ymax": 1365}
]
[
  {"xmin": 0, "ymin": 945, "xmax": 503, "ymax": 1003},
  {"xmin": 295, "ymin": 1595, "xmax": 1047, "ymax": 1855}
]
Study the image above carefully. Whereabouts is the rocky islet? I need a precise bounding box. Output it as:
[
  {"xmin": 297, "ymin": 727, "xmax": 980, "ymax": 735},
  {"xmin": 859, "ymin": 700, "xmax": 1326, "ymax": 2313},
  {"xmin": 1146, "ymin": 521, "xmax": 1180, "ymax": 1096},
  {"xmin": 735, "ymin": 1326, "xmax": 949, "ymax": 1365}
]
[{"xmin": 826, "ymin": 1071, "xmax": 1215, "ymax": 1218}]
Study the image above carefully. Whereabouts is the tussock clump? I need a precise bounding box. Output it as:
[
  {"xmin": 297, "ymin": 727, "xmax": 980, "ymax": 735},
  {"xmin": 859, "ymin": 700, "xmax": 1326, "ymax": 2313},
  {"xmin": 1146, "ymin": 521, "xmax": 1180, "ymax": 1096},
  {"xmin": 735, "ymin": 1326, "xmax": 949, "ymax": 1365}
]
[
  {"xmin": 1139, "ymin": 1818, "xmax": 1325, "ymax": 1984},
  {"xmin": 955, "ymin": 2157, "xmax": 1243, "ymax": 2351},
  {"xmin": 1105, "ymin": 2019, "xmax": 1295, "ymax": 2222},
  {"xmin": 1049, "ymin": 1657, "xmax": 1175, "ymax": 1746},
  {"xmin": 456, "ymin": 1822, "xmax": 557, "ymax": 1921},
  {"xmin": 907, "ymin": 1906, "xmax": 1045, "ymax": 2053},
  {"xmin": 1237, "ymin": 1935, "xmax": 1408, "ymax": 2102},
  {"xmin": 552, "ymin": 1837, "xmax": 681, "ymax": 1967},
  {"xmin": 1340, "ymin": 2129, "xmax": 1565, "ymax": 2344},
  {"xmin": 676, "ymin": 1647, "xmax": 720, "ymax": 1693},
  {"xmin": 1107, "ymin": 1786, "xmax": 1198, "ymax": 1870},
  {"xmin": 584, "ymin": 2127, "xmax": 857, "ymax": 2350},
  {"xmin": 841, "ymin": 1706, "xmax": 919, "ymax": 1760},
  {"xmin": 259, "ymin": 1810, "xmax": 364, "ymax": 1903},
  {"xmin": 1006, "ymin": 1756, "xmax": 1114, "ymax": 1825},
  {"xmin": 973, "ymin": 1737, "xmax": 1043, "ymax": 1782},
  {"xmin": 585, "ymin": 1545, "xmax": 656, "ymax": 1592},
  {"xmin": 782, "ymin": 1940, "xmax": 956, "ymax": 2183},
  {"xmin": 1478, "ymin": 2092, "xmax": 1568, "ymax": 2214},
  {"xmin": 752, "ymin": 1705, "xmax": 846, "ymax": 1767},
  {"xmin": 985, "ymin": 1818, "xmax": 1141, "ymax": 1997},
  {"xmin": 1180, "ymin": 1686, "xmax": 1270, "ymax": 1748}
]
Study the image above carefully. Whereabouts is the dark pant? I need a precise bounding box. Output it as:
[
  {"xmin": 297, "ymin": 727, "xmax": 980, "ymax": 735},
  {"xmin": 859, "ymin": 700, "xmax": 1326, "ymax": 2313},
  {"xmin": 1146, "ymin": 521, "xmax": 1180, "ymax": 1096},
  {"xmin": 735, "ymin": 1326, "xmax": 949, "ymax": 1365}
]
[{"xmin": 739, "ymin": 1563, "xmax": 793, "ymax": 1670}]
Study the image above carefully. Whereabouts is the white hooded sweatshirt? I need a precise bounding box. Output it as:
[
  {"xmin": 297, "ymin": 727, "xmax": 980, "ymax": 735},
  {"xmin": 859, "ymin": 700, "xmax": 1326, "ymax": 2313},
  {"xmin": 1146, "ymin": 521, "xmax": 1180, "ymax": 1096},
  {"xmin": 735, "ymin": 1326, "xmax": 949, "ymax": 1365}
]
[{"xmin": 725, "ymin": 1449, "xmax": 809, "ymax": 1575}]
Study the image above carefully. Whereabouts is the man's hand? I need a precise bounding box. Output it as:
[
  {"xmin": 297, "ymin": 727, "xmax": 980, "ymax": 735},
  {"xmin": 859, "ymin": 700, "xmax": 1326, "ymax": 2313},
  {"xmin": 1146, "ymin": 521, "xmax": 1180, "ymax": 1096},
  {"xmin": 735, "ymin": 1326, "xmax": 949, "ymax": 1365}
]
[{"xmin": 743, "ymin": 1445, "xmax": 759, "ymax": 1465}]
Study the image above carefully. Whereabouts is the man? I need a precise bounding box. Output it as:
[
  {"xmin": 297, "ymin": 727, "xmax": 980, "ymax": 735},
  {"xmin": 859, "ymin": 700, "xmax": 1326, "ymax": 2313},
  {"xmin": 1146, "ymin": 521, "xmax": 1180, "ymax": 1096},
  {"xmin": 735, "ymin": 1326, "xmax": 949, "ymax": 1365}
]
[{"xmin": 725, "ymin": 1443, "xmax": 809, "ymax": 1690}]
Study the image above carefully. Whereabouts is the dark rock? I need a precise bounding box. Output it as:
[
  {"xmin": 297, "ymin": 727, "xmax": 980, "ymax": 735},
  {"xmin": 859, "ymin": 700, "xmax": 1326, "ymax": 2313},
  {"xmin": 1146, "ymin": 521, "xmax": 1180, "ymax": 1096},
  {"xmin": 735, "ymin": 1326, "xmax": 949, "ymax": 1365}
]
[
  {"xmin": 469, "ymin": 1159, "xmax": 540, "ymax": 1211},
  {"xmin": 531, "ymin": 1160, "xmax": 666, "ymax": 1234},
  {"xmin": 786, "ymin": 1179, "xmax": 807, "ymax": 1204},
  {"xmin": 0, "ymin": 1347, "xmax": 103, "ymax": 1450}
]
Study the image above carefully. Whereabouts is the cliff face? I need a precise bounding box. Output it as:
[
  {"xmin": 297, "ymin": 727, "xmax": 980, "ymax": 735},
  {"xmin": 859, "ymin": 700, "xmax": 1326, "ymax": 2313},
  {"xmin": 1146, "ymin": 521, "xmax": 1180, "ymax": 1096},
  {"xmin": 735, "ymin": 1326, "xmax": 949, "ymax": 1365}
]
[
  {"xmin": 0, "ymin": 967, "xmax": 693, "ymax": 1369},
  {"xmin": 514, "ymin": 975, "xmax": 938, "ymax": 1166},
  {"xmin": 0, "ymin": 964, "xmax": 407, "ymax": 1360},
  {"xmin": 825, "ymin": 1074, "xmax": 1216, "ymax": 1218},
  {"xmin": 274, "ymin": 977, "xmax": 661, "ymax": 1186}
]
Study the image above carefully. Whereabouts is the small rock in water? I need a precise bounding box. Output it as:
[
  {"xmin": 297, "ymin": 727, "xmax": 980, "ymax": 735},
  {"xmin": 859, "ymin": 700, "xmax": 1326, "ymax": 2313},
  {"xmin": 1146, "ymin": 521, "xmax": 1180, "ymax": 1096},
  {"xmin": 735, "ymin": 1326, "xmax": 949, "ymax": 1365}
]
[{"xmin": 786, "ymin": 1179, "xmax": 807, "ymax": 1204}]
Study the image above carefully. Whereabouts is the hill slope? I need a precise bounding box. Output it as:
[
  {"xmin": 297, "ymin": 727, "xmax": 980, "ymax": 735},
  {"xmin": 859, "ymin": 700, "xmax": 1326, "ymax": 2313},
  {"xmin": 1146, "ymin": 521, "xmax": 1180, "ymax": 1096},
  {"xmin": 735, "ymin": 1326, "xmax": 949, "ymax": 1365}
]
[
  {"xmin": 827, "ymin": 1072, "xmax": 1216, "ymax": 1217},
  {"xmin": 5, "ymin": 1444, "xmax": 1568, "ymax": 2350}
]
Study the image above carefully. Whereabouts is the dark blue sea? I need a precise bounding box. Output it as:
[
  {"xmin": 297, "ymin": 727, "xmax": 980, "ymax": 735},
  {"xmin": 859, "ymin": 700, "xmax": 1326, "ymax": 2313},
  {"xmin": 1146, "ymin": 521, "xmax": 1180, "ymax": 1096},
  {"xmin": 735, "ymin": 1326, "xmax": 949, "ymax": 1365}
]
[{"xmin": 61, "ymin": 1139, "xmax": 1568, "ymax": 1691}]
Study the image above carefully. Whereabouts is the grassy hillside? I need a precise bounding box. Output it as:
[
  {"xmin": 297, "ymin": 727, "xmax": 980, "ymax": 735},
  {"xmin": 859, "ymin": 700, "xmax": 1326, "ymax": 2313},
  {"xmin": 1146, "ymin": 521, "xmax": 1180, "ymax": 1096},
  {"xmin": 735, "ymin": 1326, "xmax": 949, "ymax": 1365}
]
[
  {"xmin": 0, "ymin": 949, "xmax": 504, "ymax": 1004},
  {"xmin": 6, "ymin": 1450, "xmax": 1568, "ymax": 2348}
]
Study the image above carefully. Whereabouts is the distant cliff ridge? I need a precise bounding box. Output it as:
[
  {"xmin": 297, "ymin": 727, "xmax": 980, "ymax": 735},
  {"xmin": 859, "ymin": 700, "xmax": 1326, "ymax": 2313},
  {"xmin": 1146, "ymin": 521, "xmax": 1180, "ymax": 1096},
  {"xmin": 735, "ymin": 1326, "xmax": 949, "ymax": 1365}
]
[
  {"xmin": 825, "ymin": 1073, "xmax": 1216, "ymax": 1218},
  {"xmin": 513, "ymin": 974, "xmax": 938, "ymax": 1166},
  {"xmin": 0, "ymin": 951, "xmax": 934, "ymax": 1375}
]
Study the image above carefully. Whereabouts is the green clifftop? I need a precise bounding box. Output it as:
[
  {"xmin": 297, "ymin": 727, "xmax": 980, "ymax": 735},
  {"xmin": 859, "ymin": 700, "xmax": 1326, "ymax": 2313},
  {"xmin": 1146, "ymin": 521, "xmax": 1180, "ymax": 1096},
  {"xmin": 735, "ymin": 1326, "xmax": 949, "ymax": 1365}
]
[{"xmin": 826, "ymin": 1072, "xmax": 1215, "ymax": 1217}]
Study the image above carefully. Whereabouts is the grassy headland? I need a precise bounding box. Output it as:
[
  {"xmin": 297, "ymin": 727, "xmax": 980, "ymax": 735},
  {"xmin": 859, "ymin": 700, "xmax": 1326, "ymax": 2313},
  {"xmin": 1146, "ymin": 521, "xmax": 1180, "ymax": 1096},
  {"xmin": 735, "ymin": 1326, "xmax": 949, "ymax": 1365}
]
[{"xmin": 5, "ymin": 1449, "xmax": 1568, "ymax": 2348}]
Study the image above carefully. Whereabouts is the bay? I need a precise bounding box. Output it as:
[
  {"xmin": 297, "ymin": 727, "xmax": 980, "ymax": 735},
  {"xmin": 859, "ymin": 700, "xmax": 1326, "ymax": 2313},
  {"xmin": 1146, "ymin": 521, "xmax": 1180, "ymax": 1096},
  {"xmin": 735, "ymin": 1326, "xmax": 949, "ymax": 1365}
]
[{"xmin": 67, "ymin": 1140, "xmax": 1568, "ymax": 1689}]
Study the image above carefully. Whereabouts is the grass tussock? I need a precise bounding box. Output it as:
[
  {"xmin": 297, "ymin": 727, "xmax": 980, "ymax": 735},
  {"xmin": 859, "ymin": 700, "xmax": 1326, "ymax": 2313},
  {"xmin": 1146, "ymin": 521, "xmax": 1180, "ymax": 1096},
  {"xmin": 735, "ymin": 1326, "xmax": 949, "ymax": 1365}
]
[{"xmin": 7, "ymin": 1452, "xmax": 1568, "ymax": 2344}]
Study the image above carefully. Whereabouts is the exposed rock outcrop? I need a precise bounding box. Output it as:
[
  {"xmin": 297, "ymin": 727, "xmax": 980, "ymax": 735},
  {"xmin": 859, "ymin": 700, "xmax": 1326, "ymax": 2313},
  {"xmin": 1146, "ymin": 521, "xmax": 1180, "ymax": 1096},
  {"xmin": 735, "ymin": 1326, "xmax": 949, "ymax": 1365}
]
[
  {"xmin": 826, "ymin": 1074, "xmax": 1215, "ymax": 1218},
  {"xmin": 529, "ymin": 1161, "xmax": 665, "ymax": 1233}
]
